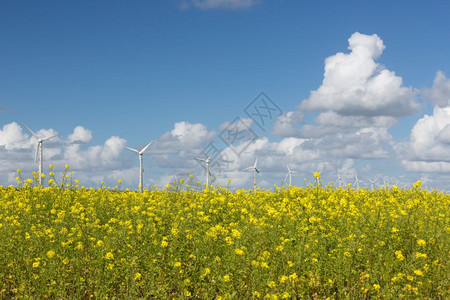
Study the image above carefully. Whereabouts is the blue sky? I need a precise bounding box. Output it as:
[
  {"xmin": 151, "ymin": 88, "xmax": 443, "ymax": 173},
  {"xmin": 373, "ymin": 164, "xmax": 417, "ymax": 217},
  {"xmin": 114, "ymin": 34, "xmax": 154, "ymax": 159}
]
[{"xmin": 1, "ymin": 0, "xmax": 450, "ymax": 190}]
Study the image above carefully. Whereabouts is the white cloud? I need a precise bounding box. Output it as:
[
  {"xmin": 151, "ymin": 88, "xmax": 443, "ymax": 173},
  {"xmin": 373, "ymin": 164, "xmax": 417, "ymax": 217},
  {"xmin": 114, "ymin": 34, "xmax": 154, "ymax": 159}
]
[
  {"xmin": 64, "ymin": 136, "xmax": 127, "ymax": 169},
  {"xmin": 67, "ymin": 126, "xmax": 92, "ymax": 144},
  {"xmin": 0, "ymin": 122, "xmax": 31, "ymax": 150},
  {"xmin": 397, "ymin": 106, "xmax": 450, "ymax": 162},
  {"xmin": 156, "ymin": 121, "xmax": 216, "ymax": 152},
  {"xmin": 184, "ymin": 0, "xmax": 261, "ymax": 10},
  {"xmin": 272, "ymin": 111, "xmax": 303, "ymax": 136},
  {"xmin": 423, "ymin": 71, "xmax": 450, "ymax": 107},
  {"xmin": 299, "ymin": 32, "xmax": 420, "ymax": 118},
  {"xmin": 314, "ymin": 111, "xmax": 397, "ymax": 128},
  {"xmin": 401, "ymin": 160, "xmax": 450, "ymax": 173}
]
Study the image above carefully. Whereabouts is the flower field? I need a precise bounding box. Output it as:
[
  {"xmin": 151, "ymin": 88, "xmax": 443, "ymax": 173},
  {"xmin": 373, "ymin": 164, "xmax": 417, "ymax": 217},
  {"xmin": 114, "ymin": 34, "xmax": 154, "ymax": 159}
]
[{"xmin": 0, "ymin": 175, "xmax": 449, "ymax": 299}]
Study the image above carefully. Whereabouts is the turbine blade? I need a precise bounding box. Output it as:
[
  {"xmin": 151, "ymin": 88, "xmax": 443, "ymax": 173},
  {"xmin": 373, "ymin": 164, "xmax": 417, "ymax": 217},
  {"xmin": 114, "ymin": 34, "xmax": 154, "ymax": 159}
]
[
  {"xmin": 23, "ymin": 124, "xmax": 39, "ymax": 139},
  {"xmin": 243, "ymin": 166, "xmax": 253, "ymax": 171},
  {"xmin": 207, "ymin": 153, "xmax": 214, "ymax": 162},
  {"xmin": 140, "ymin": 141, "xmax": 153, "ymax": 154},
  {"xmin": 255, "ymin": 168, "xmax": 260, "ymax": 174},
  {"xmin": 254, "ymin": 158, "xmax": 258, "ymax": 168},
  {"xmin": 34, "ymin": 143, "xmax": 39, "ymax": 164},
  {"xmin": 42, "ymin": 134, "xmax": 58, "ymax": 142},
  {"xmin": 284, "ymin": 172, "xmax": 289, "ymax": 182},
  {"xmin": 125, "ymin": 147, "xmax": 139, "ymax": 154},
  {"xmin": 194, "ymin": 157, "xmax": 206, "ymax": 162},
  {"xmin": 287, "ymin": 164, "xmax": 291, "ymax": 172}
]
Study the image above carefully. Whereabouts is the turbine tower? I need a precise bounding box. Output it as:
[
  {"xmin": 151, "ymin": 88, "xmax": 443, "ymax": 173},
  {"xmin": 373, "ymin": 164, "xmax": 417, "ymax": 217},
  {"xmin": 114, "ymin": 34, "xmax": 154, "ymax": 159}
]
[
  {"xmin": 368, "ymin": 178, "xmax": 376, "ymax": 191},
  {"xmin": 194, "ymin": 154, "xmax": 213, "ymax": 187},
  {"xmin": 354, "ymin": 175, "xmax": 363, "ymax": 190},
  {"xmin": 244, "ymin": 158, "xmax": 260, "ymax": 190},
  {"xmin": 125, "ymin": 141, "xmax": 153, "ymax": 192},
  {"xmin": 335, "ymin": 172, "xmax": 344, "ymax": 188},
  {"xmin": 284, "ymin": 165, "xmax": 296, "ymax": 186},
  {"xmin": 23, "ymin": 124, "xmax": 58, "ymax": 186}
]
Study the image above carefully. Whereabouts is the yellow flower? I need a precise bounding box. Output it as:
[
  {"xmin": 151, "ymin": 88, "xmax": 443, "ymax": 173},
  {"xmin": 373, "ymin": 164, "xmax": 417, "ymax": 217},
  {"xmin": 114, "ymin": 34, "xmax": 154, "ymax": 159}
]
[
  {"xmin": 417, "ymin": 239, "xmax": 426, "ymax": 247},
  {"xmin": 105, "ymin": 251, "xmax": 114, "ymax": 260},
  {"xmin": 279, "ymin": 275, "xmax": 288, "ymax": 283},
  {"xmin": 32, "ymin": 261, "xmax": 40, "ymax": 268},
  {"xmin": 313, "ymin": 171, "xmax": 321, "ymax": 179},
  {"xmin": 16, "ymin": 169, "xmax": 21, "ymax": 173},
  {"xmin": 231, "ymin": 229, "xmax": 241, "ymax": 239},
  {"xmin": 415, "ymin": 252, "xmax": 427, "ymax": 259},
  {"xmin": 62, "ymin": 258, "xmax": 69, "ymax": 265},
  {"xmin": 202, "ymin": 267, "xmax": 211, "ymax": 276},
  {"xmin": 46, "ymin": 250, "xmax": 55, "ymax": 259},
  {"xmin": 174, "ymin": 262, "xmax": 182, "ymax": 268},
  {"xmin": 96, "ymin": 240, "xmax": 104, "ymax": 247},
  {"xmin": 65, "ymin": 164, "xmax": 70, "ymax": 169},
  {"xmin": 373, "ymin": 284, "xmax": 380, "ymax": 291},
  {"xmin": 253, "ymin": 291, "xmax": 261, "ymax": 298},
  {"xmin": 223, "ymin": 274, "xmax": 231, "ymax": 282},
  {"xmin": 414, "ymin": 270, "xmax": 423, "ymax": 276},
  {"xmin": 395, "ymin": 250, "xmax": 404, "ymax": 261},
  {"xmin": 267, "ymin": 281, "xmax": 276, "ymax": 288},
  {"xmin": 134, "ymin": 272, "xmax": 142, "ymax": 280},
  {"xmin": 234, "ymin": 248, "xmax": 244, "ymax": 255}
]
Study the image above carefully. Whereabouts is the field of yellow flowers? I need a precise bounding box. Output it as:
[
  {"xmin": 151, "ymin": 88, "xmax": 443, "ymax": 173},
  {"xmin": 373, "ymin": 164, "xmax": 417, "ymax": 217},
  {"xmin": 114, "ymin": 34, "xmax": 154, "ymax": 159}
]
[{"xmin": 0, "ymin": 171, "xmax": 449, "ymax": 299}]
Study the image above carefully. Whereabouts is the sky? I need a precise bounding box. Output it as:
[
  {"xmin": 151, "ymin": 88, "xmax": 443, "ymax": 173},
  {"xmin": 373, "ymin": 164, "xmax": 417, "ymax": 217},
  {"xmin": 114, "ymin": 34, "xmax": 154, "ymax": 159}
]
[{"xmin": 1, "ymin": 0, "xmax": 450, "ymax": 190}]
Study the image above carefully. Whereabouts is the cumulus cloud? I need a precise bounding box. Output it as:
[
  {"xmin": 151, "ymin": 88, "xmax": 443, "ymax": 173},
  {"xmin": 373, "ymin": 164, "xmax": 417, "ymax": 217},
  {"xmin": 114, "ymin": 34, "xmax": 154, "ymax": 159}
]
[
  {"xmin": 0, "ymin": 122, "xmax": 31, "ymax": 150},
  {"xmin": 64, "ymin": 136, "xmax": 127, "ymax": 169},
  {"xmin": 396, "ymin": 106, "xmax": 450, "ymax": 164},
  {"xmin": 423, "ymin": 71, "xmax": 450, "ymax": 107},
  {"xmin": 67, "ymin": 126, "xmax": 92, "ymax": 144},
  {"xmin": 272, "ymin": 111, "xmax": 304, "ymax": 136},
  {"xmin": 156, "ymin": 121, "xmax": 216, "ymax": 153},
  {"xmin": 183, "ymin": 0, "xmax": 261, "ymax": 10},
  {"xmin": 401, "ymin": 160, "xmax": 450, "ymax": 173},
  {"xmin": 314, "ymin": 111, "xmax": 397, "ymax": 128},
  {"xmin": 299, "ymin": 32, "xmax": 420, "ymax": 118}
]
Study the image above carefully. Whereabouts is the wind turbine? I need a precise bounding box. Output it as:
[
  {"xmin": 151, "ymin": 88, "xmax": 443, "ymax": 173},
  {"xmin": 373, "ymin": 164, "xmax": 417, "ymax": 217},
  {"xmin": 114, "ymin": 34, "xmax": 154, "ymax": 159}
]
[
  {"xmin": 335, "ymin": 172, "xmax": 344, "ymax": 188},
  {"xmin": 125, "ymin": 141, "xmax": 153, "ymax": 192},
  {"xmin": 284, "ymin": 165, "xmax": 296, "ymax": 186},
  {"xmin": 23, "ymin": 124, "xmax": 58, "ymax": 186},
  {"xmin": 194, "ymin": 154, "xmax": 213, "ymax": 187},
  {"xmin": 354, "ymin": 175, "xmax": 363, "ymax": 190},
  {"xmin": 368, "ymin": 178, "xmax": 377, "ymax": 191},
  {"xmin": 382, "ymin": 178, "xmax": 388, "ymax": 189},
  {"xmin": 244, "ymin": 158, "xmax": 260, "ymax": 190}
]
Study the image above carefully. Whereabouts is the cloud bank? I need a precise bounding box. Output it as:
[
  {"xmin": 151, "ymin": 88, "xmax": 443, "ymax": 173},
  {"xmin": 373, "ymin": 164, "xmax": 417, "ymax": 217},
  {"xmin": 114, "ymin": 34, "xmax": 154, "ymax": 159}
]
[{"xmin": 1, "ymin": 33, "xmax": 449, "ymax": 190}]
